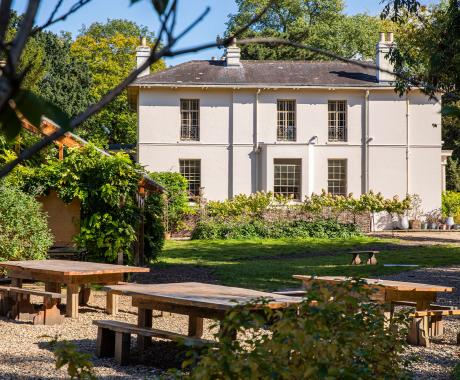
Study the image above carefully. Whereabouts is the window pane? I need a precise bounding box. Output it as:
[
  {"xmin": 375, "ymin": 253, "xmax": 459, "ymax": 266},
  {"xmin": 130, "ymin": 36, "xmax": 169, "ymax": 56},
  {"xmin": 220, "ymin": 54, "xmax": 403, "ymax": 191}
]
[
  {"xmin": 328, "ymin": 100, "xmax": 347, "ymax": 142},
  {"xmin": 180, "ymin": 99, "xmax": 200, "ymax": 141},
  {"xmin": 180, "ymin": 159, "xmax": 201, "ymax": 197},
  {"xmin": 277, "ymin": 100, "xmax": 296, "ymax": 141},
  {"xmin": 327, "ymin": 159, "xmax": 347, "ymax": 196},
  {"xmin": 273, "ymin": 159, "xmax": 301, "ymax": 200}
]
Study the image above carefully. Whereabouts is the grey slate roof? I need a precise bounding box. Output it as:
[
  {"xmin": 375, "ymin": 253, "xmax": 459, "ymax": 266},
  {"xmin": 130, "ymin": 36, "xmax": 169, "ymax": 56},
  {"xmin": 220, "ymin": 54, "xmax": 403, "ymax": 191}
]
[{"xmin": 132, "ymin": 59, "xmax": 387, "ymax": 88}]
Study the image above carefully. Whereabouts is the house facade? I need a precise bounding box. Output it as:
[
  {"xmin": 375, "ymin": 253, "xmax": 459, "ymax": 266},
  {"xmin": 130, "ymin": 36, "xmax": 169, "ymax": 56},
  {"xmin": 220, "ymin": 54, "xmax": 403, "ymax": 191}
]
[{"xmin": 129, "ymin": 33, "xmax": 448, "ymax": 226}]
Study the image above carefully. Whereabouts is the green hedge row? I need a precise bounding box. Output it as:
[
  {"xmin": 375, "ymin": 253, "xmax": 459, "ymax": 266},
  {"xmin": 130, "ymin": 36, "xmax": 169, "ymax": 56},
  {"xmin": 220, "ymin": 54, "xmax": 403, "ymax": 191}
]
[{"xmin": 191, "ymin": 219, "xmax": 362, "ymax": 240}]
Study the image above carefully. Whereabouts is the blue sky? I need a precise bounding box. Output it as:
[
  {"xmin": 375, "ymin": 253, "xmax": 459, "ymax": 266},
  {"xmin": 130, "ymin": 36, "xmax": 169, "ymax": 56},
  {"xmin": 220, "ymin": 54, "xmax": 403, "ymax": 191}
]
[{"xmin": 14, "ymin": 0, "xmax": 385, "ymax": 65}]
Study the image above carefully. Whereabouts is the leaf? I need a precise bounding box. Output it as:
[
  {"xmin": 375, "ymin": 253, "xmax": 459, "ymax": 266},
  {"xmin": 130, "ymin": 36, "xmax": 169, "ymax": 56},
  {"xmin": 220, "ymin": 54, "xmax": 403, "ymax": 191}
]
[
  {"xmin": 0, "ymin": 104, "xmax": 22, "ymax": 141},
  {"xmin": 152, "ymin": 0, "xmax": 169, "ymax": 15},
  {"xmin": 14, "ymin": 89, "xmax": 71, "ymax": 130},
  {"xmin": 442, "ymin": 105, "xmax": 460, "ymax": 119}
]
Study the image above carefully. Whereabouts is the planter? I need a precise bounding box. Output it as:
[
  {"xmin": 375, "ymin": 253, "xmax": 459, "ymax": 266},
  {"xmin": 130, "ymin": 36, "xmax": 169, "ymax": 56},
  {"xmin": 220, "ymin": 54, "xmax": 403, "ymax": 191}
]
[
  {"xmin": 429, "ymin": 222, "xmax": 437, "ymax": 230},
  {"xmin": 421, "ymin": 222, "xmax": 428, "ymax": 230},
  {"xmin": 409, "ymin": 220, "xmax": 421, "ymax": 230},
  {"xmin": 446, "ymin": 216, "xmax": 455, "ymax": 229},
  {"xmin": 399, "ymin": 216, "xmax": 409, "ymax": 230}
]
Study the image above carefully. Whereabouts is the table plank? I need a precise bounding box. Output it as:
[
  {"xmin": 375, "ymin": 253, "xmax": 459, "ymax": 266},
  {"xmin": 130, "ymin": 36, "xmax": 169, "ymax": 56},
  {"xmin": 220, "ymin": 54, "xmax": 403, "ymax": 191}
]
[
  {"xmin": 293, "ymin": 275, "xmax": 454, "ymax": 292},
  {"xmin": 0, "ymin": 260, "xmax": 150, "ymax": 276},
  {"xmin": 103, "ymin": 282, "xmax": 300, "ymax": 311}
]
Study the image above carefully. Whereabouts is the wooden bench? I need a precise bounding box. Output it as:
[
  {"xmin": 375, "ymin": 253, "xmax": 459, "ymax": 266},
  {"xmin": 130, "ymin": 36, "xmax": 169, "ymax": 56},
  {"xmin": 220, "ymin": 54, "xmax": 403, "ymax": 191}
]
[
  {"xmin": 93, "ymin": 320, "xmax": 214, "ymax": 365},
  {"xmin": 0, "ymin": 286, "xmax": 64, "ymax": 325},
  {"xmin": 349, "ymin": 251, "xmax": 379, "ymax": 265},
  {"xmin": 407, "ymin": 308, "xmax": 460, "ymax": 347}
]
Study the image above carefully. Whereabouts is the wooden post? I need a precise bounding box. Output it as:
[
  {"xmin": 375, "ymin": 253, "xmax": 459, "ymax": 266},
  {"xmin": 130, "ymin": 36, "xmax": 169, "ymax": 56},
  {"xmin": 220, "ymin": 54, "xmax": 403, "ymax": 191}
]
[
  {"xmin": 137, "ymin": 307, "xmax": 152, "ymax": 349},
  {"xmin": 188, "ymin": 316, "xmax": 204, "ymax": 338},
  {"xmin": 79, "ymin": 285, "xmax": 92, "ymax": 306},
  {"xmin": 106, "ymin": 292, "xmax": 119, "ymax": 315},
  {"xmin": 66, "ymin": 284, "xmax": 80, "ymax": 318},
  {"xmin": 114, "ymin": 332, "xmax": 131, "ymax": 365},
  {"xmin": 96, "ymin": 327, "xmax": 115, "ymax": 357}
]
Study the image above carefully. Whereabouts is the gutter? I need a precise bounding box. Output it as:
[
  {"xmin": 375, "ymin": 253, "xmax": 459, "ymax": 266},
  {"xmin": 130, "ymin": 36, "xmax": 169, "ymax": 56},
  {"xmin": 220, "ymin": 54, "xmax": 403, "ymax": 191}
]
[
  {"xmin": 406, "ymin": 93, "xmax": 410, "ymax": 195},
  {"xmin": 254, "ymin": 88, "xmax": 261, "ymax": 191},
  {"xmin": 364, "ymin": 90, "xmax": 370, "ymax": 193}
]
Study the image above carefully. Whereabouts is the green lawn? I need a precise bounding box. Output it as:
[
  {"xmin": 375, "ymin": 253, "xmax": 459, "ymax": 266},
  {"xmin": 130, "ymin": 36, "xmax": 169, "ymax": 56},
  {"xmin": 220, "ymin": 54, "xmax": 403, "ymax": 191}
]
[{"xmin": 157, "ymin": 237, "xmax": 460, "ymax": 291}]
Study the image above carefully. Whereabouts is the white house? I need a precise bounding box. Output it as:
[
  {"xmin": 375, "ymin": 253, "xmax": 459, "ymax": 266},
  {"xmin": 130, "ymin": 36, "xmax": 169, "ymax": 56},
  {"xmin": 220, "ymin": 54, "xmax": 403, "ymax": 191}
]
[{"xmin": 128, "ymin": 33, "xmax": 450, "ymax": 226}]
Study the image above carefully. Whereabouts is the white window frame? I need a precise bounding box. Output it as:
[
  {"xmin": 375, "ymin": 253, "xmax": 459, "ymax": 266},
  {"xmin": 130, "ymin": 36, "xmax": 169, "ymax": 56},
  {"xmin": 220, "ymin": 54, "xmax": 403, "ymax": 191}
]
[
  {"xmin": 180, "ymin": 99, "xmax": 200, "ymax": 141},
  {"xmin": 327, "ymin": 159, "xmax": 347, "ymax": 196},
  {"xmin": 179, "ymin": 159, "xmax": 201, "ymax": 198},
  {"xmin": 328, "ymin": 100, "xmax": 347, "ymax": 142},
  {"xmin": 277, "ymin": 100, "xmax": 296, "ymax": 141},
  {"xmin": 273, "ymin": 159, "xmax": 302, "ymax": 200}
]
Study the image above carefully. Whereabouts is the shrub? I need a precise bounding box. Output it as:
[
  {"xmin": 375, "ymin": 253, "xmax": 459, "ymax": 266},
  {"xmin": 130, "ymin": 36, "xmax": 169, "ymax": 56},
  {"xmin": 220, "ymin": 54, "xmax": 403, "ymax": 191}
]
[
  {"xmin": 442, "ymin": 191, "xmax": 460, "ymax": 217},
  {"xmin": 191, "ymin": 219, "xmax": 361, "ymax": 240},
  {"xmin": 0, "ymin": 183, "xmax": 53, "ymax": 261},
  {"xmin": 150, "ymin": 172, "xmax": 190, "ymax": 232},
  {"xmin": 143, "ymin": 192, "xmax": 165, "ymax": 261},
  {"xmin": 185, "ymin": 280, "xmax": 411, "ymax": 379}
]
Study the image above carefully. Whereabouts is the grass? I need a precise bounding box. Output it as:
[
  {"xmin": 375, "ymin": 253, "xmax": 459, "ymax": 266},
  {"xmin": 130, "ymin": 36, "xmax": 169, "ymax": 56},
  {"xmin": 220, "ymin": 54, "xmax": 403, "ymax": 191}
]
[{"xmin": 157, "ymin": 236, "xmax": 460, "ymax": 291}]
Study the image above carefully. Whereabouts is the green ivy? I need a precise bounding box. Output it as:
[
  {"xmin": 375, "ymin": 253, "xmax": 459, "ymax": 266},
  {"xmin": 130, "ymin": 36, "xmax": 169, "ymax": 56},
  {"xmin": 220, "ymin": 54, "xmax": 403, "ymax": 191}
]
[{"xmin": 19, "ymin": 144, "xmax": 164, "ymax": 263}]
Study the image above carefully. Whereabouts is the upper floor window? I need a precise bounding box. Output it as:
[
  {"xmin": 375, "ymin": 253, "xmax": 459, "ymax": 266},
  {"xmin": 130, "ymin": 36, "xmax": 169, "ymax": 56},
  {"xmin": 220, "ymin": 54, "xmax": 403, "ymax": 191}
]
[
  {"xmin": 328, "ymin": 100, "xmax": 347, "ymax": 142},
  {"xmin": 277, "ymin": 100, "xmax": 296, "ymax": 141},
  {"xmin": 328, "ymin": 159, "xmax": 347, "ymax": 196},
  {"xmin": 274, "ymin": 159, "xmax": 301, "ymax": 200},
  {"xmin": 180, "ymin": 99, "xmax": 199, "ymax": 141},
  {"xmin": 180, "ymin": 159, "xmax": 201, "ymax": 198}
]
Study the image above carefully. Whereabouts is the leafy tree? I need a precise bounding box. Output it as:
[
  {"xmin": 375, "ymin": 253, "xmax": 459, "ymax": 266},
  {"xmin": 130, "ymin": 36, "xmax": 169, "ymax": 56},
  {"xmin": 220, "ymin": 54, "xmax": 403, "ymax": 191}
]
[
  {"xmin": 36, "ymin": 31, "xmax": 93, "ymax": 119},
  {"xmin": 225, "ymin": 0, "xmax": 394, "ymax": 60},
  {"xmin": 382, "ymin": 0, "xmax": 460, "ymax": 159},
  {"xmin": 70, "ymin": 19, "xmax": 166, "ymax": 146},
  {"xmin": 447, "ymin": 157, "xmax": 460, "ymax": 191}
]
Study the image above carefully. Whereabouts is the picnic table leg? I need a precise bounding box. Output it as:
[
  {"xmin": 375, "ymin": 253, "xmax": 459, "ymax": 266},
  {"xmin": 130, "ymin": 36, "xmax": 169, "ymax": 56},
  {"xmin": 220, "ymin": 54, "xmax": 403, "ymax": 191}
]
[
  {"xmin": 188, "ymin": 316, "xmax": 204, "ymax": 338},
  {"xmin": 45, "ymin": 282, "xmax": 62, "ymax": 306},
  {"xmin": 137, "ymin": 308, "xmax": 152, "ymax": 349},
  {"xmin": 79, "ymin": 285, "xmax": 92, "ymax": 306},
  {"xmin": 66, "ymin": 284, "xmax": 80, "ymax": 318},
  {"xmin": 106, "ymin": 291, "xmax": 119, "ymax": 315},
  {"xmin": 367, "ymin": 252, "xmax": 378, "ymax": 265},
  {"xmin": 351, "ymin": 253, "xmax": 361, "ymax": 265}
]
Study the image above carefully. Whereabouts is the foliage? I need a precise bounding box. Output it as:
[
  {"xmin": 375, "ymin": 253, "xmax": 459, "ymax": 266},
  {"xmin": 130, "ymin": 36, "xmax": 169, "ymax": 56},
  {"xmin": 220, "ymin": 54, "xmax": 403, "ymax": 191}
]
[
  {"xmin": 185, "ymin": 280, "xmax": 411, "ymax": 379},
  {"xmin": 453, "ymin": 360, "xmax": 460, "ymax": 380},
  {"xmin": 192, "ymin": 219, "xmax": 361, "ymax": 240},
  {"xmin": 36, "ymin": 31, "xmax": 93, "ymax": 119},
  {"xmin": 383, "ymin": 1, "xmax": 460, "ymax": 161},
  {"xmin": 442, "ymin": 191, "xmax": 460, "ymax": 217},
  {"xmin": 150, "ymin": 172, "xmax": 190, "ymax": 232},
  {"xmin": 0, "ymin": 183, "xmax": 53, "ymax": 261},
  {"xmin": 447, "ymin": 158, "xmax": 460, "ymax": 192},
  {"xmin": 70, "ymin": 19, "xmax": 166, "ymax": 146},
  {"xmin": 144, "ymin": 191, "xmax": 166, "ymax": 261},
  {"xmin": 19, "ymin": 145, "xmax": 163, "ymax": 263},
  {"xmin": 47, "ymin": 335, "xmax": 96, "ymax": 380},
  {"xmin": 225, "ymin": 0, "xmax": 395, "ymax": 60}
]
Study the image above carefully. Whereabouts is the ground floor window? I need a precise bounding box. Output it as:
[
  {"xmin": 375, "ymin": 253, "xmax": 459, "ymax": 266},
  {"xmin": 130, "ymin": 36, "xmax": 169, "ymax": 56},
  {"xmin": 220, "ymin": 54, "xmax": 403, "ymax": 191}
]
[
  {"xmin": 328, "ymin": 159, "xmax": 347, "ymax": 196},
  {"xmin": 179, "ymin": 159, "xmax": 201, "ymax": 197},
  {"xmin": 274, "ymin": 159, "xmax": 301, "ymax": 200}
]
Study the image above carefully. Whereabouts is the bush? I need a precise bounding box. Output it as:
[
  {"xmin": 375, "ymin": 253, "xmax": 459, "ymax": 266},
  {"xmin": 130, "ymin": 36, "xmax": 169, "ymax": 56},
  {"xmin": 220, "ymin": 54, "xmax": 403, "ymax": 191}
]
[
  {"xmin": 185, "ymin": 280, "xmax": 411, "ymax": 379},
  {"xmin": 150, "ymin": 172, "xmax": 190, "ymax": 232},
  {"xmin": 0, "ymin": 184, "xmax": 53, "ymax": 261},
  {"xmin": 442, "ymin": 191, "xmax": 460, "ymax": 218},
  {"xmin": 191, "ymin": 219, "xmax": 362, "ymax": 240},
  {"xmin": 143, "ymin": 192, "xmax": 165, "ymax": 261}
]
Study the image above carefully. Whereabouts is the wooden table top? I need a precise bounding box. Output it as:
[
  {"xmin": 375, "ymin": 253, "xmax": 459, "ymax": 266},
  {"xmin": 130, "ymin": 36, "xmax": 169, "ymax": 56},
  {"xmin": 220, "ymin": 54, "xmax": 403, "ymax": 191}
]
[
  {"xmin": 293, "ymin": 275, "xmax": 454, "ymax": 292},
  {"xmin": 103, "ymin": 282, "xmax": 301, "ymax": 311},
  {"xmin": 0, "ymin": 260, "xmax": 150, "ymax": 276}
]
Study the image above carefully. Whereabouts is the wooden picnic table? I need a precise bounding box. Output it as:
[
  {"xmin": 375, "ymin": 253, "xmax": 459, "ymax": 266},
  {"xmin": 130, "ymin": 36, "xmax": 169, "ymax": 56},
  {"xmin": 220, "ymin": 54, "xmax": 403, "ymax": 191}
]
[
  {"xmin": 102, "ymin": 282, "xmax": 300, "ymax": 348},
  {"xmin": 0, "ymin": 260, "xmax": 149, "ymax": 318},
  {"xmin": 293, "ymin": 275, "xmax": 454, "ymax": 310}
]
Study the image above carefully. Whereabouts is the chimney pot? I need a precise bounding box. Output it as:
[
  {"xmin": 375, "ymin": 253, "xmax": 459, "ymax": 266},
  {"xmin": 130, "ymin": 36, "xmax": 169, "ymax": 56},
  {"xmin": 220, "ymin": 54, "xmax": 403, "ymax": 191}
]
[
  {"xmin": 376, "ymin": 32, "xmax": 396, "ymax": 83},
  {"xmin": 136, "ymin": 37, "xmax": 151, "ymax": 77},
  {"xmin": 225, "ymin": 38, "xmax": 241, "ymax": 67},
  {"xmin": 379, "ymin": 32, "xmax": 385, "ymax": 43}
]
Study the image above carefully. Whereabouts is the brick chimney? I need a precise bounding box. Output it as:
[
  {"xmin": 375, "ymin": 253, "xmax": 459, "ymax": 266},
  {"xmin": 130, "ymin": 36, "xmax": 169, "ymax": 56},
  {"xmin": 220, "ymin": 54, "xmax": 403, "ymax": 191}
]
[
  {"xmin": 376, "ymin": 32, "xmax": 395, "ymax": 83},
  {"xmin": 136, "ymin": 36, "xmax": 151, "ymax": 77},
  {"xmin": 225, "ymin": 38, "xmax": 241, "ymax": 67}
]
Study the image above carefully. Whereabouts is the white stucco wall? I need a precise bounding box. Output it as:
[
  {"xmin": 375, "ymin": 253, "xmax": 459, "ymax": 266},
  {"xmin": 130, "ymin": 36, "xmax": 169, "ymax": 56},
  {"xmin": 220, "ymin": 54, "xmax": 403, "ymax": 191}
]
[{"xmin": 137, "ymin": 86, "xmax": 443, "ymax": 221}]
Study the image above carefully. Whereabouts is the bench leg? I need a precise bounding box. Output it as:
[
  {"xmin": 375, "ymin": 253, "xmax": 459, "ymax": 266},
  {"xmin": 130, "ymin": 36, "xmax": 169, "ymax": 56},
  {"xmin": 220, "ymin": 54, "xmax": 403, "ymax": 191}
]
[
  {"xmin": 66, "ymin": 284, "xmax": 80, "ymax": 318},
  {"xmin": 96, "ymin": 327, "xmax": 115, "ymax": 357},
  {"xmin": 106, "ymin": 292, "xmax": 119, "ymax": 315},
  {"xmin": 137, "ymin": 308, "xmax": 152, "ymax": 349},
  {"xmin": 367, "ymin": 253, "xmax": 378, "ymax": 265},
  {"xmin": 430, "ymin": 315, "xmax": 444, "ymax": 336},
  {"xmin": 407, "ymin": 317, "xmax": 430, "ymax": 347},
  {"xmin": 45, "ymin": 282, "xmax": 62, "ymax": 306},
  {"xmin": 188, "ymin": 316, "xmax": 204, "ymax": 338},
  {"xmin": 114, "ymin": 332, "xmax": 131, "ymax": 365},
  {"xmin": 351, "ymin": 253, "xmax": 361, "ymax": 265}
]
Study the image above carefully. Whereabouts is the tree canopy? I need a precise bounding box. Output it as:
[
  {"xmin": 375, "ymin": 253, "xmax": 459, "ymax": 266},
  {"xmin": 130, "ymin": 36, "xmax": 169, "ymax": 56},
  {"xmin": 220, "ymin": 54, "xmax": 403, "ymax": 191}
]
[
  {"xmin": 225, "ymin": 0, "xmax": 394, "ymax": 60},
  {"xmin": 71, "ymin": 19, "xmax": 166, "ymax": 146}
]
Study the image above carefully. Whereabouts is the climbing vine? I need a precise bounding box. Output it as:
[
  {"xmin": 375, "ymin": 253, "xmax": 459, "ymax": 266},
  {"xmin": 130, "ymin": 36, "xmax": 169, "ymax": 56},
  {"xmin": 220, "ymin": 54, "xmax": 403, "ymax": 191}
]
[{"xmin": 18, "ymin": 144, "xmax": 164, "ymax": 263}]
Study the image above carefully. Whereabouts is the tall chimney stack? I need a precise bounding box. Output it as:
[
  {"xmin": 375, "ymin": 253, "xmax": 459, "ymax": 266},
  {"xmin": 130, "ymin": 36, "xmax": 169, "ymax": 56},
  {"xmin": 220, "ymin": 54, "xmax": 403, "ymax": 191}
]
[
  {"xmin": 225, "ymin": 38, "xmax": 241, "ymax": 67},
  {"xmin": 376, "ymin": 32, "xmax": 395, "ymax": 83},
  {"xmin": 136, "ymin": 36, "xmax": 151, "ymax": 77}
]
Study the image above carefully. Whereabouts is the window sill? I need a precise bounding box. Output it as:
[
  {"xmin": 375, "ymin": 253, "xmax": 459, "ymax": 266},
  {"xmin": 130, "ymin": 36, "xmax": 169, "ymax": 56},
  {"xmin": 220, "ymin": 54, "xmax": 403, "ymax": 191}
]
[{"xmin": 326, "ymin": 141, "xmax": 349, "ymax": 145}]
